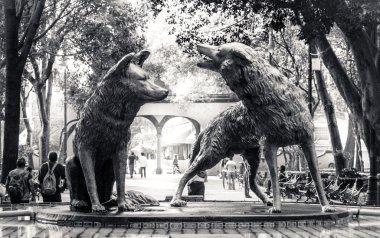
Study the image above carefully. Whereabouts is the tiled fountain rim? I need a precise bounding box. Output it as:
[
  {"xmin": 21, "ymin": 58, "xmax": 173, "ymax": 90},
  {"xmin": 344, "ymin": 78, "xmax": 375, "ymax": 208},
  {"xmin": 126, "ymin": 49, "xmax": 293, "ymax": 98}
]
[{"xmin": 34, "ymin": 202, "xmax": 351, "ymax": 228}]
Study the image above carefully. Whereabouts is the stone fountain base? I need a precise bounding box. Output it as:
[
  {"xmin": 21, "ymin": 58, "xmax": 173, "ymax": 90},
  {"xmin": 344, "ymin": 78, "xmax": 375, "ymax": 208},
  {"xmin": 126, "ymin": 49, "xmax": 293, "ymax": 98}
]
[{"xmin": 35, "ymin": 202, "xmax": 350, "ymax": 229}]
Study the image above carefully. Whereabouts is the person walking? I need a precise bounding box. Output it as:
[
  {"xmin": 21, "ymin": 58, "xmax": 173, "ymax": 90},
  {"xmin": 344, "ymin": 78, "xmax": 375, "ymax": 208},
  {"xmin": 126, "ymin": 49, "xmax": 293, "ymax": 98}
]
[
  {"xmin": 220, "ymin": 158, "xmax": 228, "ymax": 189},
  {"xmin": 172, "ymin": 155, "xmax": 181, "ymax": 174},
  {"xmin": 38, "ymin": 151, "xmax": 66, "ymax": 202},
  {"xmin": 225, "ymin": 157, "xmax": 237, "ymax": 190},
  {"xmin": 139, "ymin": 152, "xmax": 148, "ymax": 178},
  {"xmin": 128, "ymin": 152, "xmax": 138, "ymax": 178},
  {"xmin": 241, "ymin": 159, "xmax": 251, "ymax": 198},
  {"xmin": 5, "ymin": 157, "xmax": 36, "ymax": 204}
]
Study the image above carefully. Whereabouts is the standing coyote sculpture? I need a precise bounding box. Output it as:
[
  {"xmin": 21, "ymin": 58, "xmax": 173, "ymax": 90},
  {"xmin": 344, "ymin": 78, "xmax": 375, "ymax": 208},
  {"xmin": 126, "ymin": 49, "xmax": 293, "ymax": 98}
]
[
  {"xmin": 191, "ymin": 42, "xmax": 334, "ymax": 213},
  {"xmin": 66, "ymin": 51, "xmax": 168, "ymax": 213},
  {"xmin": 170, "ymin": 102, "xmax": 273, "ymax": 207}
]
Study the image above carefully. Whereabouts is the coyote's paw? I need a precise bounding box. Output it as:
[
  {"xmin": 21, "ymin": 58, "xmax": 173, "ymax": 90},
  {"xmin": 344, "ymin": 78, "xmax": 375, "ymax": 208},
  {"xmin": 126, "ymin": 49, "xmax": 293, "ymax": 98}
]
[
  {"xmin": 322, "ymin": 206, "xmax": 336, "ymax": 213},
  {"xmin": 170, "ymin": 199, "xmax": 187, "ymax": 207},
  {"xmin": 118, "ymin": 199, "xmax": 136, "ymax": 212},
  {"xmin": 92, "ymin": 204, "xmax": 107, "ymax": 213},
  {"xmin": 268, "ymin": 207, "xmax": 281, "ymax": 213},
  {"xmin": 72, "ymin": 199, "xmax": 89, "ymax": 208}
]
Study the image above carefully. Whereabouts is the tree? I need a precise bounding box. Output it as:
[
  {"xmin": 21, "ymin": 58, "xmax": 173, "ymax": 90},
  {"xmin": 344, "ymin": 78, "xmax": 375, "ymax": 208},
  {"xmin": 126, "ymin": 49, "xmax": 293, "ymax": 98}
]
[
  {"xmin": 309, "ymin": 1, "xmax": 380, "ymax": 204},
  {"xmin": 1, "ymin": 0, "xmax": 46, "ymax": 183},
  {"xmin": 62, "ymin": 1, "xmax": 147, "ymax": 112},
  {"xmin": 0, "ymin": 8, "xmax": 6, "ymax": 162},
  {"xmin": 24, "ymin": 0, "xmax": 103, "ymax": 163},
  {"xmin": 0, "ymin": 0, "xmax": 126, "ymax": 178}
]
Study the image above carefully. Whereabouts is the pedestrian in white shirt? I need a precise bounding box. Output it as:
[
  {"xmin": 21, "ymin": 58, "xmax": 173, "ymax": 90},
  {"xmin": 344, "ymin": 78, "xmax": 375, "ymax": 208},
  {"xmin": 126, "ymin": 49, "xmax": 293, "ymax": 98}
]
[
  {"xmin": 225, "ymin": 157, "xmax": 237, "ymax": 190},
  {"xmin": 139, "ymin": 152, "xmax": 148, "ymax": 178}
]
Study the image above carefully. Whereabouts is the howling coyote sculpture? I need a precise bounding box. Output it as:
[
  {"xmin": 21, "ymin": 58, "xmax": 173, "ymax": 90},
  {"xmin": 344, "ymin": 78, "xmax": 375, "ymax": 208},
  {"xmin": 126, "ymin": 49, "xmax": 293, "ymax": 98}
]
[{"xmin": 187, "ymin": 42, "xmax": 333, "ymax": 213}]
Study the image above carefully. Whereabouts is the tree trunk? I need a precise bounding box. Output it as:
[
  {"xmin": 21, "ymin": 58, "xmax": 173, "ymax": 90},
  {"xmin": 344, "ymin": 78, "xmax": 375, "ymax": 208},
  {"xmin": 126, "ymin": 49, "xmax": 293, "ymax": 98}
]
[
  {"xmin": 21, "ymin": 91, "xmax": 34, "ymax": 169},
  {"xmin": 293, "ymin": 154, "xmax": 299, "ymax": 171},
  {"xmin": 1, "ymin": 0, "xmax": 46, "ymax": 183},
  {"xmin": 36, "ymin": 85, "xmax": 49, "ymax": 163},
  {"xmin": 312, "ymin": 37, "xmax": 362, "ymax": 118},
  {"xmin": 344, "ymin": 114, "xmax": 356, "ymax": 169},
  {"xmin": 313, "ymin": 35, "xmax": 380, "ymax": 203},
  {"xmin": 312, "ymin": 51, "xmax": 346, "ymax": 175},
  {"xmin": 353, "ymin": 122, "xmax": 363, "ymax": 172},
  {"xmin": 282, "ymin": 147, "xmax": 288, "ymax": 168},
  {"xmin": 337, "ymin": 25, "xmax": 380, "ymax": 142},
  {"xmin": 337, "ymin": 21, "xmax": 380, "ymax": 205},
  {"xmin": 2, "ymin": 0, "xmax": 22, "ymax": 183}
]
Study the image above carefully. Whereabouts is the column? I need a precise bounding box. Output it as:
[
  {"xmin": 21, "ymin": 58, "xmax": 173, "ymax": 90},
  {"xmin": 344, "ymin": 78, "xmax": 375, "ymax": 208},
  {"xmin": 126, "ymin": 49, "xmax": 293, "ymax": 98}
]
[{"xmin": 156, "ymin": 126, "xmax": 163, "ymax": 174}]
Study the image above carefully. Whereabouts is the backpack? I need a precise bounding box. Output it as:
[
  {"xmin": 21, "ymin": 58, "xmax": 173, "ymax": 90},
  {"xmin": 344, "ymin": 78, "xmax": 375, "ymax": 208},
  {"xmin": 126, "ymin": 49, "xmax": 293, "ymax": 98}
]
[
  {"xmin": 8, "ymin": 171, "xmax": 28, "ymax": 201},
  {"xmin": 41, "ymin": 163, "xmax": 58, "ymax": 195}
]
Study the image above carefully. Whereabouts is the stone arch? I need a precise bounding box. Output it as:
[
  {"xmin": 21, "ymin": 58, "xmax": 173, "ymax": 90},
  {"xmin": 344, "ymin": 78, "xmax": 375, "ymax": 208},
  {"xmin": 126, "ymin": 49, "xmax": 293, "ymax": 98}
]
[
  {"xmin": 138, "ymin": 115, "xmax": 201, "ymax": 137},
  {"xmin": 135, "ymin": 115, "xmax": 201, "ymax": 174}
]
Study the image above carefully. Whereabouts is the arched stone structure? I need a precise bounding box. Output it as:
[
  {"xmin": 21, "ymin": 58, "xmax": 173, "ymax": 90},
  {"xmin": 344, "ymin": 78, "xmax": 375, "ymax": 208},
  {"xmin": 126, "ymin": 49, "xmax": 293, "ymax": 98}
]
[{"xmin": 138, "ymin": 115, "xmax": 201, "ymax": 174}]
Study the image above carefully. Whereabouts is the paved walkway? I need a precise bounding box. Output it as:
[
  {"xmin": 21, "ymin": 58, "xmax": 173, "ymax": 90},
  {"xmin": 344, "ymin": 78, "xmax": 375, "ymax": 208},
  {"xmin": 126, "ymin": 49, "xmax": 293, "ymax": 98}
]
[
  {"xmin": 125, "ymin": 174, "xmax": 256, "ymax": 202},
  {"xmin": 57, "ymin": 174, "xmax": 261, "ymax": 204},
  {"xmin": 0, "ymin": 215, "xmax": 379, "ymax": 237}
]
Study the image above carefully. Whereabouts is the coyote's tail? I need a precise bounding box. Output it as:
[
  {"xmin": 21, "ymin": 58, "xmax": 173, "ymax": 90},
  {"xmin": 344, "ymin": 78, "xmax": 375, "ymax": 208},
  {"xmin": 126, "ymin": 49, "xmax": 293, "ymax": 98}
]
[{"xmin": 189, "ymin": 131, "xmax": 203, "ymax": 165}]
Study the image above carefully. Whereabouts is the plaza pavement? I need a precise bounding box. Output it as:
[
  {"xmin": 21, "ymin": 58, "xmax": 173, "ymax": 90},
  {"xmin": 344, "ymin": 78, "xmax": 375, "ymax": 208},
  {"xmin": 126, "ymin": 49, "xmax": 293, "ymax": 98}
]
[
  {"xmin": 59, "ymin": 172, "xmax": 380, "ymax": 217},
  {"xmin": 60, "ymin": 174, "xmax": 263, "ymax": 203}
]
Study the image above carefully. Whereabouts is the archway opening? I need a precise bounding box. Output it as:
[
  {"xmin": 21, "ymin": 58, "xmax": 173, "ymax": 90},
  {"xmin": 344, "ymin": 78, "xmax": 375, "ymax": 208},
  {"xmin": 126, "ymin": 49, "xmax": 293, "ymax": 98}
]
[
  {"xmin": 161, "ymin": 117, "xmax": 197, "ymax": 174},
  {"xmin": 130, "ymin": 117, "xmax": 157, "ymax": 160}
]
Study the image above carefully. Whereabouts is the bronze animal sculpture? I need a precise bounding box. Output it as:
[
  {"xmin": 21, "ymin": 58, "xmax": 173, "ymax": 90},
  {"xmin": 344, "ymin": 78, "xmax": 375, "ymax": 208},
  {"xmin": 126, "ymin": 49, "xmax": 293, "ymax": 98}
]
[
  {"xmin": 65, "ymin": 51, "xmax": 169, "ymax": 213},
  {"xmin": 194, "ymin": 42, "xmax": 334, "ymax": 213},
  {"xmin": 170, "ymin": 102, "xmax": 273, "ymax": 207}
]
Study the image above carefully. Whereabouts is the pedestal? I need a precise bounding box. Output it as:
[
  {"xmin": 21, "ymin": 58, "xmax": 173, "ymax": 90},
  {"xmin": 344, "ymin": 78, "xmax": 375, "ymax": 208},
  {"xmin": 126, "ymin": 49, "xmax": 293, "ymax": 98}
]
[{"xmin": 35, "ymin": 202, "xmax": 350, "ymax": 229}]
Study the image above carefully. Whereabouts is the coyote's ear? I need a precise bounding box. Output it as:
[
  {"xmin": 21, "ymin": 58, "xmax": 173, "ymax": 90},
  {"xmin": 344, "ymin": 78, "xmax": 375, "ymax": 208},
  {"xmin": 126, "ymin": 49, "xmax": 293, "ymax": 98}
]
[
  {"xmin": 231, "ymin": 47, "xmax": 254, "ymax": 67},
  {"xmin": 133, "ymin": 50, "xmax": 150, "ymax": 67},
  {"xmin": 103, "ymin": 53, "xmax": 135, "ymax": 80}
]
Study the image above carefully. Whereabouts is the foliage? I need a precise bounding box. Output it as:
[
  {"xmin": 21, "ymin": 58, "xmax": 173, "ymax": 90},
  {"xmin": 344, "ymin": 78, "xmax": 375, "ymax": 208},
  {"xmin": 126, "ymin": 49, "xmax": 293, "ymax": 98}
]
[
  {"xmin": 339, "ymin": 168, "xmax": 362, "ymax": 178},
  {"xmin": 0, "ymin": 12, "xmax": 6, "ymax": 120},
  {"xmin": 154, "ymin": 0, "xmax": 266, "ymax": 55},
  {"xmin": 62, "ymin": 1, "xmax": 147, "ymax": 111},
  {"xmin": 338, "ymin": 167, "xmax": 367, "ymax": 189},
  {"xmin": 153, "ymin": 1, "xmax": 324, "ymax": 107},
  {"xmin": 18, "ymin": 145, "xmax": 33, "ymax": 160},
  {"xmin": 130, "ymin": 118, "xmax": 157, "ymax": 154},
  {"xmin": 143, "ymin": 11, "xmax": 231, "ymax": 103}
]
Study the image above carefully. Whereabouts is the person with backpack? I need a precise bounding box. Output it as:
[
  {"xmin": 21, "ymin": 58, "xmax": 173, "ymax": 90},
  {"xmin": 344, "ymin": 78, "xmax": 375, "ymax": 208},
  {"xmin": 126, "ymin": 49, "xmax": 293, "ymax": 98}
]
[
  {"xmin": 5, "ymin": 157, "xmax": 36, "ymax": 204},
  {"xmin": 38, "ymin": 151, "xmax": 66, "ymax": 202}
]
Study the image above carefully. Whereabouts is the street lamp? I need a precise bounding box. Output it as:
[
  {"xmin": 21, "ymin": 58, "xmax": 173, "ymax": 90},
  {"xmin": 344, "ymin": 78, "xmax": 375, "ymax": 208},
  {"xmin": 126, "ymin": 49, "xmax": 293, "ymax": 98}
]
[
  {"xmin": 63, "ymin": 66, "xmax": 68, "ymax": 162},
  {"xmin": 58, "ymin": 57, "xmax": 68, "ymax": 163}
]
